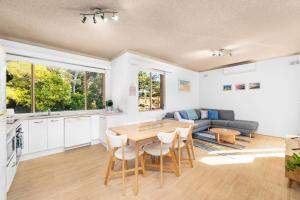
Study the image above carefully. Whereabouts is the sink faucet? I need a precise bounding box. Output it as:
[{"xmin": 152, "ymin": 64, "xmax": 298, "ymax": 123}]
[{"xmin": 47, "ymin": 109, "xmax": 51, "ymax": 116}]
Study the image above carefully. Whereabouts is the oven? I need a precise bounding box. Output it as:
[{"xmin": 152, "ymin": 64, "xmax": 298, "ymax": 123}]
[
  {"xmin": 15, "ymin": 124, "xmax": 23, "ymax": 164},
  {"xmin": 6, "ymin": 130, "xmax": 15, "ymax": 164}
]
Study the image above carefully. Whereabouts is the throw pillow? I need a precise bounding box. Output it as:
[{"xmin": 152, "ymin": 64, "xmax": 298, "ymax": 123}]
[
  {"xmin": 200, "ymin": 110, "xmax": 208, "ymax": 119},
  {"xmin": 186, "ymin": 109, "xmax": 198, "ymax": 120},
  {"xmin": 208, "ymin": 110, "xmax": 219, "ymax": 120},
  {"xmin": 174, "ymin": 112, "xmax": 182, "ymax": 120},
  {"xmin": 179, "ymin": 111, "xmax": 189, "ymax": 120}
]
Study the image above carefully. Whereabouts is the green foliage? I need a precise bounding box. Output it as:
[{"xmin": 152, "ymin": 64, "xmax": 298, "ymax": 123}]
[
  {"xmin": 286, "ymin": 153, "xmax": 300, "ymax": 171},
  {"xmin": 6, "ymin": 62, "xmax": 32, "ymax": 113},
  {"xmin": 6, "ymin": 61, "xmax": 104, "ymax": 113},
  {"xmin": 87, "ymin": 72, "xmax": 104, "ymax": 109}
]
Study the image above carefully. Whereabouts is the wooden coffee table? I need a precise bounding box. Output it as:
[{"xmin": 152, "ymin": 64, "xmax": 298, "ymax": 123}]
[{"xmin": 209, "ymin": 128, "xmax": 241, "ymax": 144}]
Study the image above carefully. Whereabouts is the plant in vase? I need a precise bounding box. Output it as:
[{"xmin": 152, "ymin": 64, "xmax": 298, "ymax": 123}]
[
  {"xmin": 286, "ymin": 153, "xmax": 300, "ymax": 171},
  {"xmin": 106, "ymin": 100, "xmax": 113, "ymax": 112}
]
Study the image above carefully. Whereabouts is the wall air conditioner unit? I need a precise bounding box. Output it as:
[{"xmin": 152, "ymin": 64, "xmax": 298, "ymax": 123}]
[{"xmin": 223, "ymin": 63, "xmax": 256, "ymax": 75}]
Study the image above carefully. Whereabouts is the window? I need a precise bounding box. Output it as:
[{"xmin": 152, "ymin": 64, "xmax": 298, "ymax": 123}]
[
  {"xmin": 6, "ymin": 61, "xmax": 32, "ymax": 113},
  {"xmin": 138, "ymin": 71, "xmax": 164, "ymax": 111},
  {"xmin": 87, "ymin": 72, "xmax": 105, "ymax": 110},
  {"xmin": 6, "ymin": 61, "xmax": 105, "ymax": 113}
]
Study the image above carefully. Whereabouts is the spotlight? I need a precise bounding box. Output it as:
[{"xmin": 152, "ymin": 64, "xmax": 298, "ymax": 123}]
[
  {"xmin": 101, "ymin": 14, "xmax": 108, "ymax": 22},
  {"xmin": 81, "ymin": 16, "xmax": 87, "ymax": 23},
  {"xmin": 93, "ymin": 15, "xmax": 97, "ymax": 24},
  {"xmin": 112, "ymin": 13, "xmax": 119, "ymax": 21}
]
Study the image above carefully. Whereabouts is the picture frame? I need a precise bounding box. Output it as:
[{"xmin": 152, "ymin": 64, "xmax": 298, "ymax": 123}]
[{"xmin": 178, "ymin": 80, "xmax": 190, "ymax": 92}]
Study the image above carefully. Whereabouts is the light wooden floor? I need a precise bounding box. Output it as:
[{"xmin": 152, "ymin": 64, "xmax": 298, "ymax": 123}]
[{"xmin": 8, "ymin": 134, "xmax": 300, "ymax": 200}]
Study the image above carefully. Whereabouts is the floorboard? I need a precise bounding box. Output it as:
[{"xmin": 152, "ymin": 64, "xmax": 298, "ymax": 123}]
[{"xmin": 8, "ymin": 134, "xmax": 300, "ymax": 200}]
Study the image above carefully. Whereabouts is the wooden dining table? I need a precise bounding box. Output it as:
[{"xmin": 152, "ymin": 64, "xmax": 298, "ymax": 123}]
[{"xmin": 109, "ymin": 119, "xmax": 192, "ymax": 195}]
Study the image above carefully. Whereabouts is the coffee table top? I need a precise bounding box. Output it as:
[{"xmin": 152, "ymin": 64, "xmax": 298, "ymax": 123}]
[{"xmin": 210, "ymin": 128, "xmax": 241, "ymax": 136}]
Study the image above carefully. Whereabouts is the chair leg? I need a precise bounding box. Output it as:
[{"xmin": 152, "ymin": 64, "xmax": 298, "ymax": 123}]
[
  {"xmin": 104, "ymin": 155, "xmax": 113, "ymax": 185},
  {"xmin": 190, "ymin": 138, "xmax": 195, "ymax": 160},
  {"xmin": 170, "ymin": 149, "xmax": 179, "ymax": 177},
  {"xmin": 185, "ymin": 143, "xmax": 193, "ymax": 168},
  {"xmin": 122, "ymin": 159, "xmax": 126, "ymax": 195},
  {"xmin": 178, "ymin": 147, "xmax": 182, "ymax": 176},
  {"xmin": 160, "ymin": 154, "xmax": 163, "ymax": 188},
  {"xmin": 111, "ymin": 158, "xmax": 115, "ymax": 170},
  {"xmin": 140, "ymin": 154, "xmax": 145, "ymax": 174}
]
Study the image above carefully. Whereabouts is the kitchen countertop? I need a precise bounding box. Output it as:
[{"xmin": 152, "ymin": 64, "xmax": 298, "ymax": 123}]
[
  {"xmin": 6, "ymin": 119, "xmax": 22, "ymax": 134},
  {"xmin": 5, "ymin": 110, "xmax": 124, "ymax": 133}
]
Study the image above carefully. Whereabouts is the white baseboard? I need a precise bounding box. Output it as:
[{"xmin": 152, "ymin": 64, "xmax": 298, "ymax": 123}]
[
  {"xmin": 21, "ymin": 148, "xmax": 64, "ymax": 161},
  {"xmin": 21, "ymin": 140, "xmax": 107, "ymax": 161}
]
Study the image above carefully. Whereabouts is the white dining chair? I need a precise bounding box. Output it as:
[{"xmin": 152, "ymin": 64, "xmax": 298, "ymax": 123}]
[
  {"xmin": 175, "ymin": 125, "xmax": 194, "ymax": 175},
  {"xmin": 143, "ymin": 131, "xmax": 179, "ymax": 188},
  {"xmin": 104, "ymin": 130, "xmax": 145, "ymax": 194}
]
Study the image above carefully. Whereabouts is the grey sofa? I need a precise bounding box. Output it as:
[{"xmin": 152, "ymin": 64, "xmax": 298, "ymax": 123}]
[{"xmin": 163, "ymin": 109, "xmax": 259, "ymax": 137}]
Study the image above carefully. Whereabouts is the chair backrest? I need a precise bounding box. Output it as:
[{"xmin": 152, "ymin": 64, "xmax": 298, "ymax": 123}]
[
  {"xmin": 176, "ymin": 125, "xmax": 193, "ymax": 139},
  {"xmin": 106, "ymin": 130, "xmax": 127, "ymax": 148},
  {"xmin": 157, "ymin": 131, "xmax": 176, "ymax": 144}
]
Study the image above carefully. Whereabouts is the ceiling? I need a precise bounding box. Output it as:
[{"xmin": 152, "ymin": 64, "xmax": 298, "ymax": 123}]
[{"xmin": 1, "ymin": 0, "xmax": 300, "ymax": 71}]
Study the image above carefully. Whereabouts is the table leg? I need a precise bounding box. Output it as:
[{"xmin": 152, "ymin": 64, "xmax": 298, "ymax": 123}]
[
  {"xmin": 134, "ymin": 142, "xmax": 139, "ymax": 195},
  {"xmin": 215, "ymin": 133, "xmax": 220, "ymax": 143}
]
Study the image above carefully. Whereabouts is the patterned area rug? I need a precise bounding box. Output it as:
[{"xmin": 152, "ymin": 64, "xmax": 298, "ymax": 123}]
[{"xmin": 193, "ymin": 131, "xmax": 251, "ymax": 152}]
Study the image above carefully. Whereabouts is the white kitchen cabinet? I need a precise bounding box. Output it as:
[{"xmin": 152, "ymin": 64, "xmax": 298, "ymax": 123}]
[
  {"xmin": 64, "ymin": 117, "xmax": 91, "ymax": 148},
  {"xmin": 90, "ymin": 115, "xmax": 100, "ymax": 141},
  {"xmin": 47, "ymin": 118, "xmax": 64, "ymax": 149},
  {"xmin": 99, "ymin": 115, "xmax": 126, "ymax": 145},
  {"xmin": 21, "ymin": 120, "xmax": 29, "ymax": 155},
  {"xmin": 28, "ymin": 119, "xmax": 48, "ymax": 153},
  {"xmin": 6, "ymin": 154, "xmax": 16, "ymax": 192}
]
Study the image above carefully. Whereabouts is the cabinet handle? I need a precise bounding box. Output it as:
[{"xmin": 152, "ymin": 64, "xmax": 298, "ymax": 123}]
[
  {"xmin": 34, "ymin": 121, "xmax": 44, "ymax": 124},
  {"xmin": 51, "ymin": 120, "xmax": 59, "ymax": 122}
]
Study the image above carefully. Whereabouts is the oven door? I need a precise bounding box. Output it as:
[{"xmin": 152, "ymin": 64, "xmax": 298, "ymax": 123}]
[{"xmin": 6, "ymin": 136, "xmax": 15, "ymax": 163}]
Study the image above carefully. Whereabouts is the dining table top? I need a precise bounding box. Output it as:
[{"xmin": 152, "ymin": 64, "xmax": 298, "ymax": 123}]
[{"xmin": 109, "ymin": 119, "xmax": 192, "ymax": 142}]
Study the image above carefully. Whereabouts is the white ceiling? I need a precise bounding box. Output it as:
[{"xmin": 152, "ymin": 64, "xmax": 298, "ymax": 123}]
[{"xmin": 0, "ymin": 0, "xmax": 300, "ymax": 71}]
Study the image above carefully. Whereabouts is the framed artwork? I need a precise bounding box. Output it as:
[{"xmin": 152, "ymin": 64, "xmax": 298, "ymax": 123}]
[
  {"xmin": 235, "ymin": 83, "xmax": 245, "ymax": 90},
  {"xmin": 178, "ymin": 80, "xmax": 190, "ymax": 92},
  {"xmin": 249, "ymin": 82, "xmax": 260, "ymax": 89},
  {"xmin": 223, "ymin": 84, "xmax": 232, "ymax": 91}
]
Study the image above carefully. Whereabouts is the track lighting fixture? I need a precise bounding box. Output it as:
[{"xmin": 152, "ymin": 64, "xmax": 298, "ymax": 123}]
[
  {"xmin": 211, "ymin": 49, "xmax": 232, "ymax": 57},
  {"xmin": 80, "ymin": 8, "xmax": 119, "ymax": 24}
]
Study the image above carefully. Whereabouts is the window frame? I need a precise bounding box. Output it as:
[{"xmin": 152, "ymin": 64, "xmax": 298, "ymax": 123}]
[
  {"xmin": 138, "ymin": 71, "xmax": 164, "ymax": 112},
  {"xmin": 6, "ymin": 61, "xmax": 106, "ymax": 113}
]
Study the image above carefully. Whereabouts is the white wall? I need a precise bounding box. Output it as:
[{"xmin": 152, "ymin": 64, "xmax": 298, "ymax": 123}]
[
  {"xmin": 111, "ymin": 52, "xmax": 199, "ymax": 123},
  {"xmin": 198, "ymin": 55, "xmax": 300, "ymax": 137},
  {"xmin": 0, "ymin": 45, "xmax": 6, "ymax": 114}
]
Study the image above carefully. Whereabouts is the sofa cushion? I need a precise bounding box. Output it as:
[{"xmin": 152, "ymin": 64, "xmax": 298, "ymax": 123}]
[
  {"xmin": 195, "ymin": 109, "xmax": 201, "ymax": 119},
  {"xmin": 164, "ymin": 112, "xmax": 175, "ymax": 119},
  {"xmin": 218, "ymin": 110, "xmax": 234, "ymax": 120},
  {"xmin": 227, "ymin": 120, "xmax": 258, "ymax": 131},
  {"xmin": 186, "ymin": 109, "xmax": 198, "ymax": 120},
  {"xmin": 179, "ymin": 110, "xmax": 188, "ymax": 119},
  {"xmin": 211, "ymin": 120, "xmax": 229, "ymax": 127},
  {"xmin": 194, "ymin": 120, "xmax": 211, "ymax": 129},
  {"xmin": 208, "ymin": 110, "xmax": 219, "ymax": 120},
  {"xmin": 200, "ymin": 110, "xmax": 208, "ymax": 119}
]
